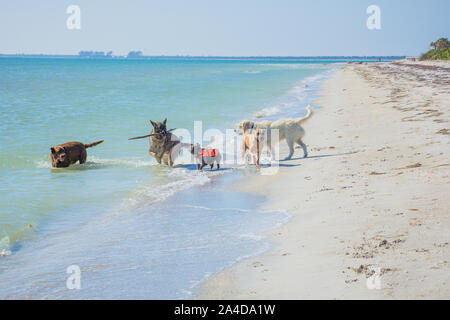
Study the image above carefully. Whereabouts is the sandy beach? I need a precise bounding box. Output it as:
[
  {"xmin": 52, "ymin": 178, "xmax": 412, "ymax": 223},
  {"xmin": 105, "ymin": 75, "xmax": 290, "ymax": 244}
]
[{"xmin": 198, "ymin": 61, "xmax": 450, "ymax": 299}]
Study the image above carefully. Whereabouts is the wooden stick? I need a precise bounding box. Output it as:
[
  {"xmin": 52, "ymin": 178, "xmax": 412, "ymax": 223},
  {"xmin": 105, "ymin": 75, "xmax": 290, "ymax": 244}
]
[
  {"xmin": 128, "ymin": 128, "xmax": 176, "ymax": 141},
  {"xmin": 128, "ymin": 134, "xmax": 152, "ymax": 140}
]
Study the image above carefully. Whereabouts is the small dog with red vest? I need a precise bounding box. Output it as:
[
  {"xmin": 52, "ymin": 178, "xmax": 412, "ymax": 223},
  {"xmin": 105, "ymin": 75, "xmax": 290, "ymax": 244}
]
[{"xmin": 190, "ymin": 143, "xmax": 221, "ymax": 170}]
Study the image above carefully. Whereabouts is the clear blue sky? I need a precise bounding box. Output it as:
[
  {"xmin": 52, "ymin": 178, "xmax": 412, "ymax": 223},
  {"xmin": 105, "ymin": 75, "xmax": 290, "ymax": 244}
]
[{"xmin": 1, "ymin": 0, "xmax": 449, "ymax": 56}]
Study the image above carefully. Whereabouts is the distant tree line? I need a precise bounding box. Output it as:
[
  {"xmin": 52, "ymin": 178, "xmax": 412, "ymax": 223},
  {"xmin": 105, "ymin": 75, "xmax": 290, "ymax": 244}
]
[
  {"xmin": 126, "ymin": 51, "xmax": 143, "ymax": 58},
  {"xmin": 77, "ymin": 51, "xmax": 145, "ymax": 59},
  {"xmin": 421, "ymin": 38, "xmax": 450, "ymax": 60}
]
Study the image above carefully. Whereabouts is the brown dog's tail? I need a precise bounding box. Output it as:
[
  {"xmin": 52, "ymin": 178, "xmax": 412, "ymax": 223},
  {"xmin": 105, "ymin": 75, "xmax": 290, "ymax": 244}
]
[{"xmin": 84, "ymin": 140, "xmax": 104, "ymax": 148}]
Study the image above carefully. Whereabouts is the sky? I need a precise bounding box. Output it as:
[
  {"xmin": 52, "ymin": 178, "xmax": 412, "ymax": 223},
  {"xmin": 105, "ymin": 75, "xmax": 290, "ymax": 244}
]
[{"xmin": 0, "ymin": 0, "xmax": 449, "ymax": 56}]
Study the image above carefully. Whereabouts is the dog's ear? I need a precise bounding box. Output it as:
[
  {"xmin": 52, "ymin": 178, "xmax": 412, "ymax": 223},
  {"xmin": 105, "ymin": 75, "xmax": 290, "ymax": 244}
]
[
  {"xmin": 50, "ymin": 147, "xmax": 55, "ymax": 154},
  {"xmin": 163, "ymin": 118, "xmax": 167, "ymax": 125},
  {"xmin": 150, "ymin": 120, "xmax": 156, "ymax": 127}
]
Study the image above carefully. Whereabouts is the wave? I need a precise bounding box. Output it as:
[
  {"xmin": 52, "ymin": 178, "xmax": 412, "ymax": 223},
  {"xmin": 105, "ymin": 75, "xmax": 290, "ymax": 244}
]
[
  {"xmin": 0, "ymin": 249, "xmax": 11, "ymax": 257},
  {"xmin": 178, "ymin": 204, "xmax": 251, "ymax": 213},
  {"xmin": 0, "ymin": 235, "xmax": 10, "ymax": 253},
  {"xmin": 123, "ymin": 167, "xmax": 227, "ymax": 210},
  {"xmin": 0, "ymin": 223, "xmax": 35, "ymax": 257},
  {"xmin": 254, "ymin": 106, "xmax": 283, "ymax": 118},
  {"xmin": 231, "ymin": 233, "xmax": 263, "ymax": 241},
  {"xmin": 35, "ymin": 156, "xmax": 157, "ymax": 169}
]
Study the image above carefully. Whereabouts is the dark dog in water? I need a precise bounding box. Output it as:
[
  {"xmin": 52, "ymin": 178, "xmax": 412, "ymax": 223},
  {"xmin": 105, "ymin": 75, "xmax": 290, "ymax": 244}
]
[
  {"xmin": 129, "ymin": 118, "xmax": 181, "ymax": 167},
  {"xmin": 190, "ymin": 143, "xmax": 221, "ymax": 170},
  {"xmin": 50, "ymin": 140, "xmax": 104, "ymax": 168}
]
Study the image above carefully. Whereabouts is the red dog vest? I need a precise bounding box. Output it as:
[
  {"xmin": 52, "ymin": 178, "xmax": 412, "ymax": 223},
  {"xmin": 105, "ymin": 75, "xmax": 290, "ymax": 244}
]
[{"xmin": 199, "ymin": 148, "xmax": 219, "ymax": 158}]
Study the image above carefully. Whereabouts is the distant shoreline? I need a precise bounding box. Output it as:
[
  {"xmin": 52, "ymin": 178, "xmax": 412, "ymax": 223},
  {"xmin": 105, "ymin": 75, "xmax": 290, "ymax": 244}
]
[{"xmin": 0, "ymin": 54, "xmax": 406, "ymax": 61}]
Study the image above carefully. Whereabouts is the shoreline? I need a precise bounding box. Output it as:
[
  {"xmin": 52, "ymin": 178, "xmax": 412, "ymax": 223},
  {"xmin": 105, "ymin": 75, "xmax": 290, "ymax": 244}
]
[{"xmin": 197, "ymin": 61, "xmax": 450, "ymax": 299}]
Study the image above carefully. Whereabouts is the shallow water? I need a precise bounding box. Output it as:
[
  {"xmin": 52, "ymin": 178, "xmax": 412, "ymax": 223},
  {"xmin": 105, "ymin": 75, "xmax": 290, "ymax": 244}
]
[
  {"xmin": 0, "ymin": 172, "xmax": 291, "ymax": 299},
  {"xmin": 0, "ymin": 57, "xmax": 338, "ymax": 298}
]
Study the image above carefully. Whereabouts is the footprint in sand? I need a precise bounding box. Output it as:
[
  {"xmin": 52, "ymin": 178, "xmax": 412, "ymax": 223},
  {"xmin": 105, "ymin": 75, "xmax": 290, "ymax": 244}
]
[{"xmin": 252, "ymin": 262, "xmax": 264, "ymax": 268}]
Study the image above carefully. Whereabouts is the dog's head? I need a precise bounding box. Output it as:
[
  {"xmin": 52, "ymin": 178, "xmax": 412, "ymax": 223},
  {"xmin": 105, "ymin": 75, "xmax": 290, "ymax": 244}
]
[
  {"xmin": 150, "ymin": 118, "xmax": 168, "ymax": 135},
  {"xmin": 235, "ymin": 120, "xmax": 255, "ymax": 135},
  {"xmin": 190, "ymin": 143, "xmax": 202, "ymax": 156},
  {"xmin": 50, "ymin": 146, "xmax": 67, "ymax": 165}
]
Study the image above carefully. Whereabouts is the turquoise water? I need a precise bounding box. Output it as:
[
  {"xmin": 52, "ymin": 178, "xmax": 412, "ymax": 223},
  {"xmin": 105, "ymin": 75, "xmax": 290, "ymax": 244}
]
[{"xmin": 0, "ymin": 57, "xmax": 334, "ymax": 298}]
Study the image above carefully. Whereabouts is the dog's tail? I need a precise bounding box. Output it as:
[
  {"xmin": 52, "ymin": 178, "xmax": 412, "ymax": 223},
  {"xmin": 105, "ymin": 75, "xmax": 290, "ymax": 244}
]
[
  {"xmin": 256, "ymin": 129, "xmax": 262, "ymax": 166},
  {"xmin": 295, "ymin": 105, "xmax": 313, "ymax": 125},
  {"xmin": 84, "ymin": 140, "xmax": 104, "ymax": 148}
]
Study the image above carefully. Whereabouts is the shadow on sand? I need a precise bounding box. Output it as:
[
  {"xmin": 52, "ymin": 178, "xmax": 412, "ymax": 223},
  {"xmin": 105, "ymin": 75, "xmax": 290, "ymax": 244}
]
[{"xmin": 279, "ymin": 151, "xmax": 358, "ymax": 162}]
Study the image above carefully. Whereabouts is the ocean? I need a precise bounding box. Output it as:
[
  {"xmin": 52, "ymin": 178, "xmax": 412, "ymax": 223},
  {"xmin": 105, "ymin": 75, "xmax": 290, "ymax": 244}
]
[{"xmin": 0, "ymin": 57, "xmax": 341, "ymax": 298}]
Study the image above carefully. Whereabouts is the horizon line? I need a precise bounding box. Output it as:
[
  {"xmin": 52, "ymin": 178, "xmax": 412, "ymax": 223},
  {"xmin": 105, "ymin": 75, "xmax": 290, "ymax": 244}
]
[{"xmin": 0, "ymin": 53, "xmax": 408, "ymax": 59}]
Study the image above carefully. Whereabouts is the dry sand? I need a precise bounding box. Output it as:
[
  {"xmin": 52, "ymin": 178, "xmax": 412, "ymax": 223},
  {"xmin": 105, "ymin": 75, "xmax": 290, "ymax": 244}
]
[{"xmin": 197, "ymin": 61, "xmax": 450, "ymax": 299}]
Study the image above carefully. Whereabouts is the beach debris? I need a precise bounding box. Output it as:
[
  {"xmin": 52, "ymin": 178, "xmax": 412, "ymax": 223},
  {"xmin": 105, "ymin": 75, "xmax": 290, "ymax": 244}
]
[
  {"xmin": 350, "ymin": 235, "xmax": 405, "ymax": 259},
  {"xmin": 369, "ymin": 171, "xmax": 386, "ymax": 175},
  {"xmin": 395, "ymin": 163, "xmax": 422, "ymax": 170},
  {"xmin": 349, "ymin": 265, "xmax": 396, "ymax": 278},
  {"xmin": 436, "ymin": 129, "xmax": 450, "ymax": 135},
  {"xmin": 405, "ymin": 163, "xmax": 422, "ymax": 169},
  {"xmin": 433, "ymin": 242, "xmax": 449, "ymax": 248},
  {"xmin": 409, "ymin": 218, "xmax": 423, "ymax": 226},
  {"xmin": 345, "ymin": 279, "xmax": 358, "ymax": 284}
]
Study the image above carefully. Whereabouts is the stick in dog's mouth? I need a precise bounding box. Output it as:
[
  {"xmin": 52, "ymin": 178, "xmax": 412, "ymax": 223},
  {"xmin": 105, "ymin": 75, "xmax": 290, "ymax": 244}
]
[{"xmin": 128, "ymin": 128, "xmax": 177, "ymax": 140}]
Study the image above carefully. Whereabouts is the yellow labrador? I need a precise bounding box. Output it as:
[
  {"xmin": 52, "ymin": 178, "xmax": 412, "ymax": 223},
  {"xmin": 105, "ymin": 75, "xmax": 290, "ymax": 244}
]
[
  {"xmin": 237, "ymin": 105, "xmax": 312, "ymax": 160},
  {"xmin": 241, "ymin": 125, "xmax": 266, "ymax": 168}
]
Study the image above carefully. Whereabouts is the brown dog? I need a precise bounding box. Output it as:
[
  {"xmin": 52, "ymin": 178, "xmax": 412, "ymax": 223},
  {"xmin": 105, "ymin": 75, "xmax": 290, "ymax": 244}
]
[{"xmin": 50, "ymin": 140, "xmax": 104, "ymax": 168}]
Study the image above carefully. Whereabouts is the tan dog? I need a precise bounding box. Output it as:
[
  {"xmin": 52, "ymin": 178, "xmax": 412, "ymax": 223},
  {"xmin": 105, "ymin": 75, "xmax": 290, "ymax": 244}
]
[
  {"xmin": 50, "ymin": 140, "xmax": 104, "ymax": 168},
  {"xmin": 237, "ymin": 105, "xmax": 312, "ymax": 160},
  {"xmin": 241, "ymin": 127, "xmax": 265, "ymax": 168}
]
